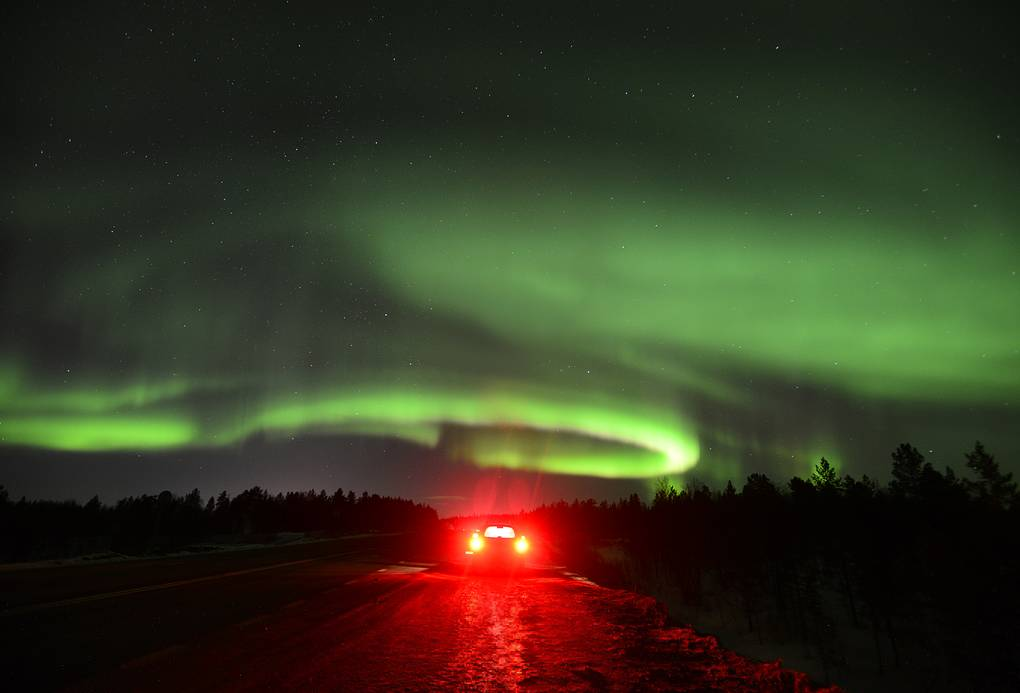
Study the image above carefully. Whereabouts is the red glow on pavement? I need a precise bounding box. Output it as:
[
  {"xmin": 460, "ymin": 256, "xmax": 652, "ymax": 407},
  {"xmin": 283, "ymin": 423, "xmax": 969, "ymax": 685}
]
[
  {"xmin": 299, "ymin": 568, "xmax": 840, "ymax": 692},
  {"xmin": 79, "ymin": 564, "xmax": 841, "ymax": 692}
]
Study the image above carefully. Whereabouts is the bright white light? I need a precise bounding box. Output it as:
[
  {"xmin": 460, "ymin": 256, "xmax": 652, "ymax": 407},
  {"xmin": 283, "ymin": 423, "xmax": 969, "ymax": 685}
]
[{"xmin": 483, "ymin": 525, "xmax": 515, "ymax": 538}]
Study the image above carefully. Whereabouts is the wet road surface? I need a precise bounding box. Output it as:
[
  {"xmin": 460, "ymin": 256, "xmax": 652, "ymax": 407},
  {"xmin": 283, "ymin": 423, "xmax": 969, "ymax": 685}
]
[{"xmin": 2, "ymin": 537, "xmax": 835, "ymax": 692}]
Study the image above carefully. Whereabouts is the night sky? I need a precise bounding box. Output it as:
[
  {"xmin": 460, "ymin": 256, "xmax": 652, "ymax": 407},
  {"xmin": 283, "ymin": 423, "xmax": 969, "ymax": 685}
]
[{"xmin": 3, "ymin": 2, "xmax": 1018, "ymax": 514}]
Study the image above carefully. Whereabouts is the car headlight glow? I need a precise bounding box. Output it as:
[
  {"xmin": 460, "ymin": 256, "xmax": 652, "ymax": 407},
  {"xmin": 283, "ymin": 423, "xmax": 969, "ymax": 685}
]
[
  {"xmin": 514, "ymin": 536, "xmax": 529, "ymax": 554},
  {"xmin": 469, "ymin": 532, "xmax": 484, "ymax": 552}
]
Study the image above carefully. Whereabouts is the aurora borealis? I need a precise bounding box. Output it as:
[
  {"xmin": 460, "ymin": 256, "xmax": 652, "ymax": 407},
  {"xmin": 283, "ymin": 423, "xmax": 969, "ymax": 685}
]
[{"xmin": 3, "ymin": 3, "xmax": 1018, "ymax": 510}]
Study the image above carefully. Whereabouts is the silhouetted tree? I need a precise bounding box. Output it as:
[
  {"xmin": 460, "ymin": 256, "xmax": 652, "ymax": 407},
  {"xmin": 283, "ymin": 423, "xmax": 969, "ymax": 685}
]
[
  {"xmin": 965, "ymin": 440, "xmax": 1017, "ymax": 509},
  {"xmin": 787, "ymin": 475, "xmax": 815, "ymax": 502},
  {"xmin": 652, "ymin": 477, "xmax": 679, "ymax": 507},
  {"xmin": 889, "ymin": 443, "xmax": 928, "ymax": 498},
  {"xmin": 722, "ymin": 480, "xmax": 737, "ymax": 499},
  {"xmin": 810, "ymin": 458, "xmax": 840, "ymax": 492},
  {"xmin": 742, "ymin": 473, "xmax": 779, "ymax": 499}
]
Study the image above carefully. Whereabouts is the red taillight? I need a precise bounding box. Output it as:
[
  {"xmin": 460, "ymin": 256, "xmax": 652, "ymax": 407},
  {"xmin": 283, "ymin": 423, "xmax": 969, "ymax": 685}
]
[
  {"xmin": 468, "ymin": 532, "xmax": 484, "ymax": 552},
  {"xmin": 514, "ymin": 536, "xmax": 529, "ymax": 554}
]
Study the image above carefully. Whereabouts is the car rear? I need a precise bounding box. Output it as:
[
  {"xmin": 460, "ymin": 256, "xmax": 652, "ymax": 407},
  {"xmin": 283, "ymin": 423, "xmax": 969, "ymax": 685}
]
[{"xmin": 465, "ymin": 524, "xmax": 529, "ymax": 568}]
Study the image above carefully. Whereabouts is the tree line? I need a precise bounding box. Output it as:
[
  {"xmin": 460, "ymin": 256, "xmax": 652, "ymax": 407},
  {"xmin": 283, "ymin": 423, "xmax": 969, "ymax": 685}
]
[
  {"xmin": 522, "ymin": 441, "xmax": 1018, "ymax": 691},
  {"xmin": 0, "ymin": 485, "xmax": 438, "ymax": 560}
]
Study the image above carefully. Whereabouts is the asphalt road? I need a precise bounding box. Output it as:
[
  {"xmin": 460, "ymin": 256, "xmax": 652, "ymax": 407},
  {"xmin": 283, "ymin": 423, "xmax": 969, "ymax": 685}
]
[{"xmin": 0, "ymin": 534, "xmax": 833, "ymax": 692}]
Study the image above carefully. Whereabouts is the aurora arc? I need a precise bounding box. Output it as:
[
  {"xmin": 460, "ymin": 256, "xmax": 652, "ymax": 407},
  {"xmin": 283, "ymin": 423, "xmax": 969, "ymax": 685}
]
[
  {"xmin": 0, "ymin": 368, "xmax": 699, "ymax": 478},
  {"xmin": 3, "ymin": 2, "xmax": 1019, "ymax": 492}
]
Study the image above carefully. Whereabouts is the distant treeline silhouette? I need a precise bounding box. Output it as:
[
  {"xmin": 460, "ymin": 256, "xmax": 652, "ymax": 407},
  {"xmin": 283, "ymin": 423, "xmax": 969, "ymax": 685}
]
[
  {"xmin": 523, "ymin": 441, "xmax": 1018, "ymax": 691},
  {"xmin": 0, "ymin": 485, "xmax": 438, "ymax": 560}
]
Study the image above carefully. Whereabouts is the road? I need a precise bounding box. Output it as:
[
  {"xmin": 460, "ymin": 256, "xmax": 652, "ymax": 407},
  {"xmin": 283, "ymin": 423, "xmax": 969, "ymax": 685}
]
[{"xmin": 1, "ymin": 534, "xmax": 834, "ymax": 692}]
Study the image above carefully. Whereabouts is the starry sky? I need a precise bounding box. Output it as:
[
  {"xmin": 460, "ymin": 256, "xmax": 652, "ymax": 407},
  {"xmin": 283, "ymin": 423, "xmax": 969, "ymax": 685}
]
[{"xmin": 3, "ymin": 2, "xmax": 1018, "ymax": 514}]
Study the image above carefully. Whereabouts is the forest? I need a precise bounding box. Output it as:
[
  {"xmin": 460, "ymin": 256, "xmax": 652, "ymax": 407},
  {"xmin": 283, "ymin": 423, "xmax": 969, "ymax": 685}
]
[
  {"xmin": 0, "ymin": 484, "xmax": 437, "ymax": 559},
  {"xmin": 523, "ymin": 441, "xmax": 1018, "ymax": 690}
]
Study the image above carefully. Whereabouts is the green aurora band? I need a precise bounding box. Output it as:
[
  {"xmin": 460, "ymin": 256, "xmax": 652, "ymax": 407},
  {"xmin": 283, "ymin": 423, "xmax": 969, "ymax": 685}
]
[
  {"xmin": 3, "ymin": 4, "xmax": 1018, "ymax": 484},
  {"xmin": 0, "ymin": 363, "xmax": 699, "ymax": 477}
]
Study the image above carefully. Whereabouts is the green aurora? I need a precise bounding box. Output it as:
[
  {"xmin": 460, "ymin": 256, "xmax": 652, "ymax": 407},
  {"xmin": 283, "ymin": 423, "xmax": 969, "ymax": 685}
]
[{"xmin": 3, "ymin": 2, "xmax": 1018, "ymax": 495}]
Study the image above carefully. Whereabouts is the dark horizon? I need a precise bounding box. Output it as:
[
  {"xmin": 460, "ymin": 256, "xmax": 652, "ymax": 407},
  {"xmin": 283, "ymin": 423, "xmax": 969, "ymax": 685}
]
[{"xmin": 1, "ymin": 435, "xmax": 1009, "ymax": 519}]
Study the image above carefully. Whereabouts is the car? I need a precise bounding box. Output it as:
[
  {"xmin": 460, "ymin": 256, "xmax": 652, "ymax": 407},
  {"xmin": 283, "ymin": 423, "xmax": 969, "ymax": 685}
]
[{"xmin": 464, "ymin": 524, "xmax": 530, "ymax": 566}]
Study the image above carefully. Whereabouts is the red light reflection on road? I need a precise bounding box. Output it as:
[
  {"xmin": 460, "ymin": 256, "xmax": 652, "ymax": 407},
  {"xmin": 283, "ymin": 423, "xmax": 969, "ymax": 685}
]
[
  {"xmin": 449, "ymin": 576, "xmax": 528, "ymax": 689},
  {"xmin": 78, "ymin": 565, "xmax": 840, "ymax": 691}
]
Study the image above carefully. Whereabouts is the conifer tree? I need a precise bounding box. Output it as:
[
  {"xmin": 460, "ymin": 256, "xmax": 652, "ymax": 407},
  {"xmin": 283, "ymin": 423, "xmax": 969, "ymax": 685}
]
[{"xmin": 965, "ymin": 441, "xmax": 1017, "ymax": 509}]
